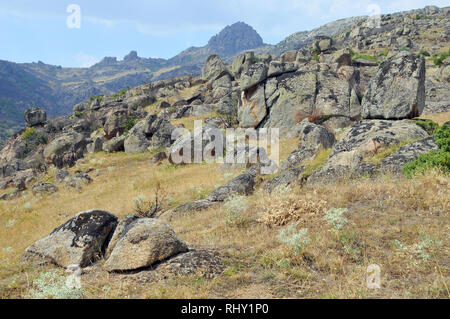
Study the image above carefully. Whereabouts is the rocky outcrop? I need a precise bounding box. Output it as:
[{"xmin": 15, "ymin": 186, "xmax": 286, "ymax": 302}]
[
  {"xmin": 24, "ymin": 107, "xmax": 47, "ymax": 127},
  {"xmin": 207, "ymin": 172, "xmax": 256, "ymax": 202},
  {"xmin": 104, "ymin": 218, "xmax": 188, "ymax": 272},
  {"xmin": 380, "ymin": 137, "xmax": 439, "ymax": 174},
  {"xmin": 240, "ymin": 63, "xmax": 268, "ymax": 91},
  {"xmin": 23, "ymin": 210, "xmax": 118, "ymax": 268},
  {"xmin": 361, "ymin": 52, "xmax": 426, "ymax": 119},
  {"xmin": 43, "ymin": 132, "xmax": 87, "ymax": 168},
  {"xmin": 202, "ymin": 55, "xmax": 230, "ymax": 84},
  {"xmin": 309, "ymin": 120, "xmax": 431, "ymax": 181},
  {"xmin": 264, "ymin": 166, "xmax": 305, "ymax": 193},
  {"xmin": 281, "ymin": 121, "xmax": 336, "ymax": 171},
  {"xmin": 102, "ymin": 135, "xmax": 126, "ymax": 153},
  {"xmin": 31, "ymin": 182, "xmax": 58, "ymax": 195}
]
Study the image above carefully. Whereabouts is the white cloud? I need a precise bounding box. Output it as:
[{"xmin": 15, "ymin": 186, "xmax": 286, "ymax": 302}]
[{"xmin": 75, "ymin": 53, "xmax": 99, "ymax": 68}]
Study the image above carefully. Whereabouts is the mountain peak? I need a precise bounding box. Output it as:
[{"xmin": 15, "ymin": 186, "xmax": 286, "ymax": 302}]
[
  {"xmin": 124, "ymin": 50, "xmax": 139, "ymax": 61},
  {"xmin": 207, "ymin": 22, "xmax": 264, "ymax": 55}
]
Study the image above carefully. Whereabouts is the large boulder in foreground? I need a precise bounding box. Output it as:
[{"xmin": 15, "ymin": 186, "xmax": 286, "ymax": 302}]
[
  {"xmin": 25, "ymin": 107, "xmax": 47, "ymax": 127},
  {"xmin": 362, "ymin": 51, "xmax": 425, "ymax": 119},
  {"xmin": 23, "ymin": 210, "xmax": 118, "ymax": 268},
  {"xmin": 43, "ymin": 132, "xmax": 87, "ymax": 168},
  {"xmin": 104, "ymin": 218, "xmax": 188, "ymax": 272}
]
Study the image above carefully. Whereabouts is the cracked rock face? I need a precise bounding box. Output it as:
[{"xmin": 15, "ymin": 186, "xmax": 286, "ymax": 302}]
[
  {"xmin": 362, "ymin": 51, "xmax": 426, "ymax": 120},
  {"xmin": 22, "ymin": 210, "xmax": 118, "ymax": 268},
  {"xmin": 104, "ymin": 218, "xmax": 188, "ymax": 272}
]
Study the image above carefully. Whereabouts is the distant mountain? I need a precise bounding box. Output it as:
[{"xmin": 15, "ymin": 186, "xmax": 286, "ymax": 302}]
[{"xmin": 0, "ymin": 22, "xmax": 272, "ymax": 145}]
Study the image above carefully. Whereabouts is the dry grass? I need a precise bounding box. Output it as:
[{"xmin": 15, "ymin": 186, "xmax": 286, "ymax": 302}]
[
  {"xmin": 0, "ymin": 142, "xmax": 449, "ymax": 299},
  {"xmin": 419, "ymin": 111, "xmax": 450, "ymax": 126}
]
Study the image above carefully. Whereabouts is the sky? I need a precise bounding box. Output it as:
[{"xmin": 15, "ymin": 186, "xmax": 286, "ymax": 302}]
[{"xmin": 0, "ymin": 0, "xmax": 449, "ymax": 67}]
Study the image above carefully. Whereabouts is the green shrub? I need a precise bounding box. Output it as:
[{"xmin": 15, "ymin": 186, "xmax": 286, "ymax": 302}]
[
  {"xmin": 124, "ymin": 117, "xmax": 138, "ymax": 134},
  {"xmin": 432, "ymin": 49, "xmax": 450, "ymax": 66},
  {"xmin": 403, "ymin": 150, "xmax": 450, "ymax": 176},
  {"xmin": 73, "ymin": 111, "xmax": 85, "ymax": 118},
  {"xmin": 324, "ymin": 208, "xmax": 349, "ymax": 231},
  {"xmin": 349, "ymin": 49, "xmax": 378, "ymax": 63},
  {"xmin": 415, "ymin": 119, "xmax": 439, "ymax": 135},
  {"xmin": 419, "ymin": 50, "xmax": 430, "ymax": 57},
  {"xmin": 403, "ymin": 124, "xmax": 450, "ymax": 177},
  {"xmin": 278, "ymin": 224, "xmax": 310, "ymax": 256},
  {"xmin": 434, "ymin": 124, "xmax": 450, "ymax": 152},
  {"xmin": 22, "ymin": 127, "xmax": 36, "ymax": 140},
  {"xmin": 224, "ymin": 195, "xmax": 248, "ymax": 227}
]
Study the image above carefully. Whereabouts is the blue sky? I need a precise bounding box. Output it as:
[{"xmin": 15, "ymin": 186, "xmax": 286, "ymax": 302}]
[{"xmin": 0, "ymin": 0, "xmax": 448, "ymax": 67}]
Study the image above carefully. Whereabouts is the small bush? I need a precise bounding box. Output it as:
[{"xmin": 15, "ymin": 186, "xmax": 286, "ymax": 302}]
[
  {"xmin": 415, "ymin": 119, "xmax": 439, "ymax": 135},
  {"xmin": 278, "ymin": 224, "xmax": 310, "ymax": 256},
  {"xmin": 224, "ymin": 195, "xmax": 249, "ymax": 227},
  {"xmin": 432, "ymin": 49, "xmax": 450, "ymax": 66},
  {"xmin": 258, "ymin": 188, "xmax": 326, "ymax": 226},
  {"xmin": 419, "ymin": 50, "xmax": 430, "ymax": 57},
  {"xmin": 403, "ymin": 150, "xmax": 450, "ymax": 177},
  {"xmin": 324, "ymin": 208, "xmax": 349, "ymax": 231},
  {"xmin": 22, "ymin": 127, "xmax": 36, "ymax": 141},
  {"xmin": 403, "ymin": 124, "xmax": 450, "ymax": 177},
  {"xmin": 133, "ymin": 181, "xmax": 167, "ymax": 218},
  {"xmin": 434, "ymin": 124, "xmax": 450, "ymax": 152},
  {"xmin": 73, "ymin": 111, "xmax": 85, "ymax": 118},
  {"xmin": 28, "ymin": 270, "xmax": 84, "ymax": 299},
  {"xmin": 124, "ymin": 117, "xmax": 138, "ymax": 134}
]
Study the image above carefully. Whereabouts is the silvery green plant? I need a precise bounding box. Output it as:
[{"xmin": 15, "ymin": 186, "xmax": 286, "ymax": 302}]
[
  {"xmin": 278, "ymin": 224, "xmax": 310, "ymax": 256},
  {"xmin": 324, "ymin": 208, "xmax": 349, "ymax": 231},
  {"xmin": 28, "ymin": 270, "xmax": 83, "ymax": 299},
  {"xmin": 224, "ymin": 195, "xmax": 249, "ymax": 227},
  {"xmin": 416, "ymin": 235, "xmax": 442, "ymax": 261}
]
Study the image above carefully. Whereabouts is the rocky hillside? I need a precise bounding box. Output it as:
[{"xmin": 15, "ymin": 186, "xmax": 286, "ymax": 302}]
[
  {"xmin": 2, "ymin": 5, "xmax": 448, "ymax": 148},
  {"xmin": 0, "ymin": 5, "xmax": 449, "ymax": 299},
  {"xmin": 0, "ymin": 22, "xmax": 267, "ymax": 147}
]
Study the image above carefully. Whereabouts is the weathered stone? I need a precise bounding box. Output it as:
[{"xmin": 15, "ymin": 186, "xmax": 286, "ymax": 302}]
[
  {"xmin": 380, "ymin": 137, "xmax": 439, "ymax": 174},
  {"xmin": 31, "ymin": 182, "xmax": 58, "ymax": 195},
  {"xmin": 124, "ymin": 122, "xmax": 150, "ymax": 154},
  {"xmin": 102, "ymin": 135, "xmax": 126, "ymax": 153},
  {"xmin": 281, "ymin": 50, "xmax": 298, "ymax": 63},
  {"xmin": 150, "ymin": 151, "xmax": 167, "ymax": 164},
  {"xmin": 104, "ymin": 218, "xmax": 188, "ymax": 272},
  {"xmin": 362, "ymin": 52, "xmax": 426, "ymax": 119},
  {"xmin": 43, "ymin": 132, "xmax": 87, "ymax": 168},
  {"xmin": 87, "ymin": 135, "xmax": 104, "ymax": 154},
  {"xmin": 207, "ymin": 173, "xmax": 256, "ymax": 202},
  {"xmin": 25, "ymin": 107, "xmax": 47, "ymax": 127},
  {"xmin": 238, "ymin": 85, "xmax": 266, "ymax": 128},
  {"xmin": 264, "ymin": 166, "xmax": 305, "ymax": 193},
  {"xmin": 240, "ymin": 63, "xmax": 268, "ymax": 91},
  {"xmin": 267, "ymin": 61, "xmax": 297, "ymax": 77},
  {"xmin": 202, "ymin": 55, "xmax": 230, "ymax": 83},
  {"xmin": 104, "ymin": 110, "xmax": 128, "ymax": 139},
  {"xmin": 332, "ymin": 120, "xmax": 429, "ymax": 157},
  {"xmin": 23, "ymin": 210, "xmax": 118, "ymax": 268},
  {"xmin": 264, "ymin": 71, "xmax": 317, "ymax": 136}
]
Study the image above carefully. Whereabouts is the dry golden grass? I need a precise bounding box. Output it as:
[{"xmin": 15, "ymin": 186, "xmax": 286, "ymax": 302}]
[
  {"xmin": 419, "ymin": 111, "xmax": 450, "ymax": 126},
  {"xmin": 0, "ymin": 141, "xmax": 448, "ymax": 298},
  {"xmin": 170, "ymin": 112, "xmax": 220, "ymax": 131}
]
